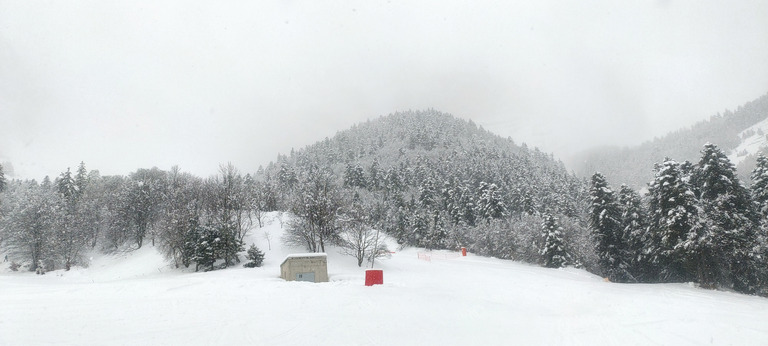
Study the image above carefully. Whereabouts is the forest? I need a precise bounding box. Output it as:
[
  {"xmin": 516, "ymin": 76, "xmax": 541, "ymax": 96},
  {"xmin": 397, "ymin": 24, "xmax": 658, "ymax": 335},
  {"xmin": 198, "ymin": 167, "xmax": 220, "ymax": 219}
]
[
  {"xmin": 1, "ymin": 110, "xmax": 767, "ymax": 296},
  {"xmin": 575, "ymin": 92, "xmax": 768, "ymax": 188}
]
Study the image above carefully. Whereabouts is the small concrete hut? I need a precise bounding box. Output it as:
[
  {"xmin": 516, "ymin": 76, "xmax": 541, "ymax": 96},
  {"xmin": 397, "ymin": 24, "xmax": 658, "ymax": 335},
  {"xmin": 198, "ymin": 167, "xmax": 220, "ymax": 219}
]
[{"xmin": 280, "ymin": 253, "xmax": 328, "ymax": 283}]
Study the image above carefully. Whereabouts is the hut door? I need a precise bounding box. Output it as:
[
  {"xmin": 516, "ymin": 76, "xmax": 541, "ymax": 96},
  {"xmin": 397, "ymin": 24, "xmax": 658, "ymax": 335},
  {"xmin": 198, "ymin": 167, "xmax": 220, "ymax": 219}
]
[{"xmin": 296, "ymin": 272, "xmax": 315, "ymax": 282}]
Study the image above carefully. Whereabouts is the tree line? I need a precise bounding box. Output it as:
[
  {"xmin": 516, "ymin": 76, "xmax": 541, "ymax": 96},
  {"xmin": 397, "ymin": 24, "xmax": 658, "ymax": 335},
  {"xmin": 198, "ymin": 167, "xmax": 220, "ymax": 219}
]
[
  {"xmin": 3, "ymin": 110, "xmax": 767, "ymax": 297},
  {"xmin": 575, "ymin": 92, "xmax": 768, "ymax": 189},
  {"xmin": 0, "ymin": 163, "xmax": 266, "ymax": 272},
  {"xmin": 587, "ymin": 143, "xmax": 768, "ymax": 295}
]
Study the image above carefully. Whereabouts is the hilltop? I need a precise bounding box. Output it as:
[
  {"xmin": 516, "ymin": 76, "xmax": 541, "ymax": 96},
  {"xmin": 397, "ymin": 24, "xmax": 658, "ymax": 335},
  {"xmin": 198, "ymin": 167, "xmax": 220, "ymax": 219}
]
[{"xmin": 257, "ymin": 110, "xmax": 593, "ymax": 266}]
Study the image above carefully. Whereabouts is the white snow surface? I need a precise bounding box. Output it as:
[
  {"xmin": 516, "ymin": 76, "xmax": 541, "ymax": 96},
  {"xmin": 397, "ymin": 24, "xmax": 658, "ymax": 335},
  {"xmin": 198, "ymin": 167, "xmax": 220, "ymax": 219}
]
[
  {"xmin": 728, "ymin": 117, "xmax": 768, "ymax": 165},
  {"xmin": 2, "ymin": 212, "xmax": 768, "ymax": 345}
]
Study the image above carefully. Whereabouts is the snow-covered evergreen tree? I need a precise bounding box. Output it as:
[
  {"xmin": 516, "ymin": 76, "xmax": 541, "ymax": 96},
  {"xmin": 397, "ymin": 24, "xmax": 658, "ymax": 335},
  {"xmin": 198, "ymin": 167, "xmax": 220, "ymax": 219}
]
[
  {"xmin": 646, "ymin": 159, "xmax": 697, "ymax": 282},
  {"xmin": 418, "ymin": 176, "xmax": 439, "ymax": 210},
  {"xmin": 477, "ymin": 182, "xmax": 506, "ymax": 223},
  {"xmin": 194, "ymin": 224, "xmax": 219, "ymax": 272},
  {"xmin": 344, "ymin": 163, "xmax": 367, "ymax": 188},
  {"xmin": 750, "ymin": 153, "xmax": 768, "ymax": 294},
  {"xmin": 588, "ymin": 173, "xmax": 626, "ymax": 281},
  {"xmin": 74, "ymin": 161, "xmax": 88, "ymax": 199},
  {"xmin": 540, "ymin": 213, "xmax": 570, "ymax": 268},
  {"xmin": 0, "ymin": 163, "xmax": 6, "ymax": 193},
  {"xmin": 51, "ymin": 166, "xmax": 91, "ymax": 270},
  {"xmin": 367, "ymin": 159, "xmax": 382, "ymax": 190},
  {"xmin": 410, "ymin": 211, "xmax": 430, "ymax": 249},
  {"xmin": 425, "ymin": 209, "xmax": 447, "ymax": 250},
  {"xmin": 751, "ymin": 154, "xmax": 768, "ymax": 217},
  {"xmin": 688, "ymin": 143, "xmax": 759, "ymax": 292},
  {"xmin": 243, "ymin": 244, "xmax": 265, "ymax": 268},
  {"xmin": 617, "ymin": 185, "xmax": 648, "ymax": 282},
  {"xmin": 56, "ymin": 168, "xmax": 76, "ymax": 202}
]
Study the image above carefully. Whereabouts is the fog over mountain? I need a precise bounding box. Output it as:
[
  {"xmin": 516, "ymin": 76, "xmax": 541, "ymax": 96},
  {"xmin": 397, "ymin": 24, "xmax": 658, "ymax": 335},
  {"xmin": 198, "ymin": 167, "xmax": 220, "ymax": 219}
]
[
  {"xmin": 2, "ymin": 1, "xmax": 768, "ymax": 179},
  {"xmin": 574, "ymin": 93, "xmax": 768, "ymax": 189}
]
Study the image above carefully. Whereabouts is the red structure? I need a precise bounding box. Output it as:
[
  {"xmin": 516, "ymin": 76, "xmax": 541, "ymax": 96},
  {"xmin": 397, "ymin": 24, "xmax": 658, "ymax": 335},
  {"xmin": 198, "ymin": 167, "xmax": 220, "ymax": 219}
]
[
  {"xmin": 461, "ymin": 247, "xmax": 467, "ymax": 256},
  {"xmin": 365, "ymin": 269, "xmax": 383, "ymax": 286}
]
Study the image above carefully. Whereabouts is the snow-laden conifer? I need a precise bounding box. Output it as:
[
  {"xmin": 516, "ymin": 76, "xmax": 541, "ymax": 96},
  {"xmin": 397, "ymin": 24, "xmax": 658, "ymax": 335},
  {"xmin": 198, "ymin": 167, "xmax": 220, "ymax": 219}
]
[
  {"xmin": 540, "ymin": 213, "xmax": 570, "ymax": 268},
  {"xmin": 751, "ymin": 154, "xmax": 768, "ymax": 217},
  {"xmin": 646, "ymin": 159, "xmax": 697, "ymax": 282},
  {"xmin": 589, "ymin": 172, "xmax": 626, "ymax": 281},
  {"xmin": 617, "ymin": 185, "xmax": 647, "ymax": 282},
  {"xmin": 688, "ymin": 143, "xmax": 759, "ymax": 291}
]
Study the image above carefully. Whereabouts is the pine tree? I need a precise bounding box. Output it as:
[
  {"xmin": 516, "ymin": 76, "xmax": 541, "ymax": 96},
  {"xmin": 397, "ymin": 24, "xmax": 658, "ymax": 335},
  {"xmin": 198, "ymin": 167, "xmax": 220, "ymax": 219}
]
[
  {"xmin": 243, "ymin": 244, "xmax": 265, "ymax": 268},
  {"xmin": 0, "ymin": 163, "xmax": 6, "ymax": 193},
  {"xmin": 689, "ymin": 143, "xmax": 759, "ymax": 292},
  {"xmin": 750, "ymin": 153, "xmax": 768, "ymax": 293},
  {"xmin": 74, "ymin": 161, "xmax": 88, "ymax": 199},
  {"xmin": 368, "ymin": 159, "xmax": 381, "ymax": 190},
  {"xmin": 426, "ymin": 209, "xmax": 447, "ymax": 250},
  {"xmin": 344, "ymin": 164, "xmax": 366, "ymax": 188},
  {"xmin": 56, "ymin": 168, "xmax": 76, "ymax": 202},
  {"xmin": 383, "ymin": 167, "xmax": 403, "ymax": 194},
  {"xmin": 588, "ymin": 172, "xmax": 626, "ymax": 281},
  {"xmin": 751, "ymin": 154, "xmax": 768, "ymax": 217},
  {"xmin": 194, "ymin": 224, "xmax": 219, "ymax": 272},
  {"xmin": 53, "ymin": 167, "xmax": 89, "ymax": 270},
  {"xmin": 540, "ymin": 213, "xmax": 570, "ymax": 268},
  {"xmin": 477, "ymin": 182, "xmax": 506, "ymax": 223},
  {"xmin": 410, "ymin": 212, "xmax": 430, "ymax": 248},
  {"xmin": 646, "ymin": 159, "xmax": 697, "ymax": 282},
  {"xmin": 418, "ymin": 176, "xmax": 438, "ymax": 210},
  {"xmin": 181, "ymin": 218, "xmax": 198, "ymax": 268},
  {"xmin": 617, "ymin": 185, "xmax": 648, "ymax": 281}
]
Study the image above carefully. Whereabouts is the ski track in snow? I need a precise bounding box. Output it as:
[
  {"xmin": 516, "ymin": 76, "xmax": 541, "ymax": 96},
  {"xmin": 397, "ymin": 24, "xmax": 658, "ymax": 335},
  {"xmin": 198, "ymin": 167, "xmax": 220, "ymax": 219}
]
[{"xmin": 2, "ymin": 212, "xmax": 768, "ymax": 345}]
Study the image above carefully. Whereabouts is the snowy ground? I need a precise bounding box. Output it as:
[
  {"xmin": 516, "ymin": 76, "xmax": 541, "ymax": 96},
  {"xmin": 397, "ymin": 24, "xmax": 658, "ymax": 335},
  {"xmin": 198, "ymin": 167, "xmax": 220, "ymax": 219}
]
[
  {"xmin": 729, "ymin": 117, "xmax": 768, "ymax": 165},
  {"xmin": 2, "ymin": 213, "xmax": 768, "ymax": 345}
]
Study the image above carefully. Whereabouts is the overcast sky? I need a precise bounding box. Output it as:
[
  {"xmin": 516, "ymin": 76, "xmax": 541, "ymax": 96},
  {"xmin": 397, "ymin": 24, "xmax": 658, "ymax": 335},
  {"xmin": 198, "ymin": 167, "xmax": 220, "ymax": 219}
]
[{"xmin": 2, "ymin": 1, "xmax": 767, "ymax": 180}]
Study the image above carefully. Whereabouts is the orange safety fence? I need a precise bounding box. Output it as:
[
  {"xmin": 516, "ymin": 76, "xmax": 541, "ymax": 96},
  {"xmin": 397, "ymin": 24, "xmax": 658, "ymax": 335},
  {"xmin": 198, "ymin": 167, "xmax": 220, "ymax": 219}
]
[{"xmin": 417, "ymin": 251, "xmax": 462, "ymax": 262}]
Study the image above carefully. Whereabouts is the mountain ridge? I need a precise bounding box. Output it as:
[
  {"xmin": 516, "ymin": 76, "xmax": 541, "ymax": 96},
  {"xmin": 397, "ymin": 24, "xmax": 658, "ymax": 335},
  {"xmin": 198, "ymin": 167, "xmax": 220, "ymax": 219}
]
[{"xmin": 573, "ymin": 92, "xmax": 768, "ymax": 188}]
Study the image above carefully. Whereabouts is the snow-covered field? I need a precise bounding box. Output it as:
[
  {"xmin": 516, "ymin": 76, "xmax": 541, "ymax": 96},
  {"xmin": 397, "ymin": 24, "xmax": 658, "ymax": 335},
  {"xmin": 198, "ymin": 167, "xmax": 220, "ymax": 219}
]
[
  {"xmin": 2, "ymin": 213, "xmax": 768, "ymax": 345},
  {"xmin": 729, "ymin": 117, "xmax": 768, "ymax": 165}
]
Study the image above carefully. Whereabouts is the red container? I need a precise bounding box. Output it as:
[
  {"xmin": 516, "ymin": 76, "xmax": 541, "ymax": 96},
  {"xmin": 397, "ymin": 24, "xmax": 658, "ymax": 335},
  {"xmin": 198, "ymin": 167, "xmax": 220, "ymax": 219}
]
[
  {"xmin": 461, "ymin": 247, "xmax": 467, "ymax": 256},
  {"xmin": 365, "ymin": 269, "xmax": 383, "ymax": 286}
]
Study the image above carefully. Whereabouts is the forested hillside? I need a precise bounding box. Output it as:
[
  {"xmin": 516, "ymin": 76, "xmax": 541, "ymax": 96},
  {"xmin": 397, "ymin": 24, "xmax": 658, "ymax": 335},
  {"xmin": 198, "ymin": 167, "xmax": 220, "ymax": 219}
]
[
  {"xmin": 0, "ymin": 111, "xmax": 594, "ymax": 276},
  {"xmin": 257, "ymin": 110, "xmax": 594, "ymax": 266},
  {"xmin": 3, "ymin": 110, "xmax": 768, "ymax": 296},
  {"xmin": 574, "ymin": 93, "xmax": 768, "ymax": 188}
]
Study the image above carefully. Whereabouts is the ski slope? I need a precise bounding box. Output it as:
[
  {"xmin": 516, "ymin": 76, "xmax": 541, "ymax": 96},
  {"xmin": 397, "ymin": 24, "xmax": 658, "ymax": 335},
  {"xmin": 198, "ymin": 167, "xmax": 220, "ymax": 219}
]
[
  {"xmin": 729, "ymin": 117, "xmax": 768, "ymax": 165},
  {"xmin": 2, "ymin": 212, "xmax": 768, "ymax": 345}
]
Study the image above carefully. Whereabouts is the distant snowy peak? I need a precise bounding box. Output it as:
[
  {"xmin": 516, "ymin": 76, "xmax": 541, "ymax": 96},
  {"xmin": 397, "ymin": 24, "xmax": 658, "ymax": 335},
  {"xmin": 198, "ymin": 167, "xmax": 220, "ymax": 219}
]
[{"xmin": 728, "ymin": 116, "xmax": 768, "ymax": 165}]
